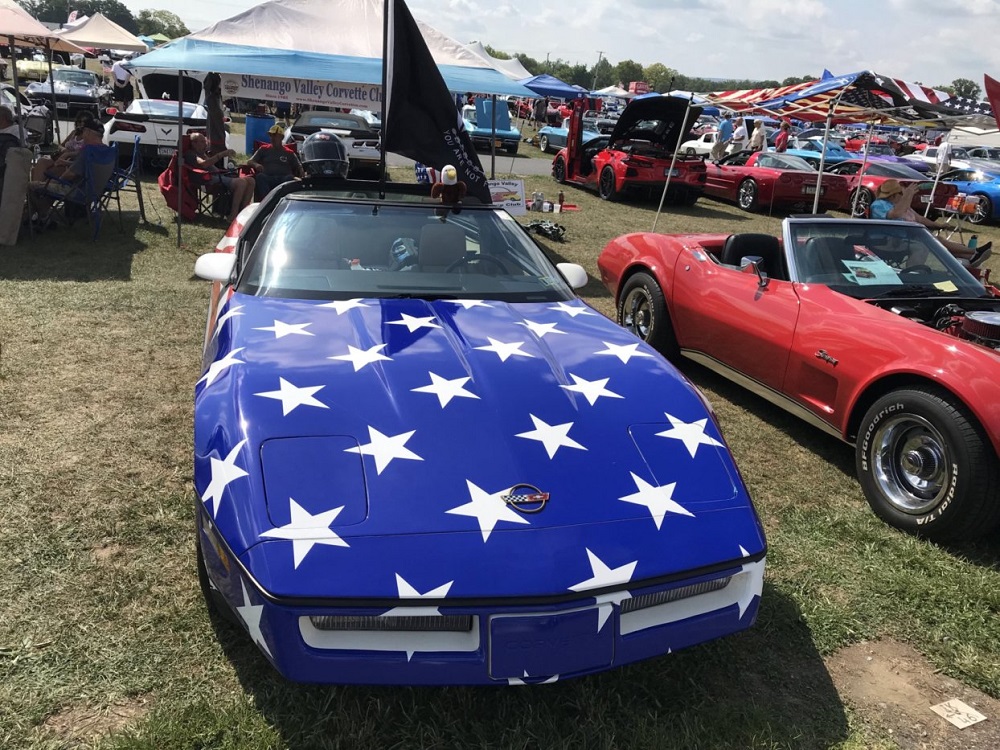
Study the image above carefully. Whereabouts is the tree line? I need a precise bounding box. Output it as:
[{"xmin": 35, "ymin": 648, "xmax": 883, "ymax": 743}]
[
  {"xmin": 486, "ymin": 46, "xmax": 983, "ymax": 100},
  {"xmin": 16, "ymin": 1, "xmax": 189, "ymax": 39}
]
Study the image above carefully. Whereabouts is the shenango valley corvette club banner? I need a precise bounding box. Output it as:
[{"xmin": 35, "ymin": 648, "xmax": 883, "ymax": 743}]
[{"xmin": 220, "ymin": 73, "xmax": 382, "ymax": 109}]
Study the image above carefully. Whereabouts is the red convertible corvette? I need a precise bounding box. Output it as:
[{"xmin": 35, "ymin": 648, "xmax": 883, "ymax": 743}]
[
  {"xmin": 704, "ymin": 151, "xmax": 850, "ymax": 213},
  {"xmin": 598, "ymin": 216, "xmax": 1000, "ymax": 541},
  {"xmin": 825, "ymin": 160, "xmax": 958, "ymax": 217},
  {"xmin": 552, "ymin": 96, "xmax": 707, "ymax": 204}
]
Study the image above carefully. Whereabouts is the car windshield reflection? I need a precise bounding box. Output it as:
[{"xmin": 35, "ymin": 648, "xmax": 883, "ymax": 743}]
[
  {"xmin": 238, "ymin": 199, "xmax": 576, "ymax": 303},
  {"xmin": 788, "ymin": 220, "xmax": 986, "ymax": 297}
]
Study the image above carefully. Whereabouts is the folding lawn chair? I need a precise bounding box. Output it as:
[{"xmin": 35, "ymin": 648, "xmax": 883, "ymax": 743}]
[
  {"xmin": 34, "ymin": 143, "xmax": 119, "ymax": 240},
  {"xmin": 101, "ymin": 135, "xmax": 146, "ymax": 226}
]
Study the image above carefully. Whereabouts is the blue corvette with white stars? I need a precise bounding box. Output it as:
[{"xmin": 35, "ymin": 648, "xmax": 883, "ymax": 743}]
[{"xmin": 191, "ymin": 179, "xmax": 766, "ymax": 685}]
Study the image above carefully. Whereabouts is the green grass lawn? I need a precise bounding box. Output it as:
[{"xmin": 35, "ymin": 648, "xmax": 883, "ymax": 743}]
[{"xmin": 1, "ymin": 169, "xmax": 998, "ymax": 749}]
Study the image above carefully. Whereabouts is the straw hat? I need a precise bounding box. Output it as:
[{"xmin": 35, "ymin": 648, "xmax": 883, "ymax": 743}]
[
  {"xmin": 268, "ymin": 124, "xmax": 285, "ymax": 136},
  {"xmin": 876, "ymin": 179, "xmax": 904, "ymax": 198}
]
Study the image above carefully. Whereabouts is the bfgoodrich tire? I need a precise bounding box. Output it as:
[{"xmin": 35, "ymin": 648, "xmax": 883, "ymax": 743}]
[
  {"xmin": 617, "ymin": 272, "xmax": 678, "ymax": 359},
  {"xmin": 855, "ymin": 387, "xmax": 1000, "ymax": 541}
]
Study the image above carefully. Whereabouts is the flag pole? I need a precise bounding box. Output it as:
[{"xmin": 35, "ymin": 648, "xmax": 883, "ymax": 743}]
[{"xmin": 378, "ymin": 0, "xmax": 390, "ymax": 199}]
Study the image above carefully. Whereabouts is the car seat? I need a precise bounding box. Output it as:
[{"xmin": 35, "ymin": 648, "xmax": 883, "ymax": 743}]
[{"xmin": 720, "ymin": 233, "xmax": 787, "ymax": 280}]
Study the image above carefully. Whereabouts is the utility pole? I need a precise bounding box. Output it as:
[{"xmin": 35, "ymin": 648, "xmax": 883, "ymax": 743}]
[
  {"xmin": 592, "ymin": 51, "xmax": 603, "ymax": 90},
  {"xmin": 545, "ymin": 52, "xmax": 550, "ymax": 73}
]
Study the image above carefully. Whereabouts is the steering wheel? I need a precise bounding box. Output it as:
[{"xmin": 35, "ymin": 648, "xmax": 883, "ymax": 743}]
[
  {"xmin": 446, "ymin": 254, "xmax": 508, "ymax": 274},
  {"xmin": 899, "ymin": 264, "xmax": 933, "ymax": 276}
]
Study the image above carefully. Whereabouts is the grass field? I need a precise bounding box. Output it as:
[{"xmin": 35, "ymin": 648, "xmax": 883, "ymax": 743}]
[{"xmin": 1, "ymin": 161, "xmax": 999, "ymax": 750}]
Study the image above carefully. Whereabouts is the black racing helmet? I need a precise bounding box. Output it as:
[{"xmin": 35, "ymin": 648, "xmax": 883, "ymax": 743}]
[{"xmin": 300, "ymin": 132, "xmax": 349, "ymax": 178}]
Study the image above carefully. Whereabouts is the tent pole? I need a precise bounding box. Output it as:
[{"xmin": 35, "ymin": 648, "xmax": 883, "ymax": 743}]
[
  {"xmin": 176, "ymin": 69, "xmax": 184, "ymax": 247},
  {"xmin": 9, "ymin": 36, "xmax": 24, "ymax": 145},
  {"xmin": 45, "ymin": 42, "xmax": 60, "ymax": 144},
  {"xmin": 924, "ymin": 142, "xmax": 947, "ymax": 218},
  {"xmin": 489, "ymin": 94, "xmax": 496, "ymax": 179},
  {"xmin": 652, "ymin": 98, "xmax": 693, "ymax": 233},
  {"xmin": 851, "ymin": 119, "xmax": 876, "ymax": 216},
  {"xmin": 811, "ymin": 96, "xmax": 841, "ymax": 214},
  {"xmin": 378, "ymin": 0, "xmax": 389, "ymax": 200}
]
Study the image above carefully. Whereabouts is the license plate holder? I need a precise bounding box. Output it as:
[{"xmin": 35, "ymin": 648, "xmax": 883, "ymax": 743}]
[
  {"xmin": 157, "ymin": 146, "xmax": 175, "ymax": 156},
  {"xmin": 55, "ymin": 102, "xmax": 68, "ymax": 109},
  {"xmin": 489, "ymin": 606, "xmax": 613, "ymax": 679}
]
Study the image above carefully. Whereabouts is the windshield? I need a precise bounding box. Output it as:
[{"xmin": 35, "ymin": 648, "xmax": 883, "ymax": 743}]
[
  {"xmin": 130, "ymin": 100, "xmax": 201, "ymax": 117},
  {"xmin": 865, "ymin": 161, "xmax": 926, "ymax": 179},
  {"xmin": 53, "ymin": 70, "xmax": 97, "ymax": 86},
  {"xmin": 297, "ymin": 112, "xmax": 365, "ymax": 130},
  {"xmin": 787, "ymin": 220, "xmax": 985, "ymax": 297},
  {"xmin": 757, "ymin": 154, "xmax": 815, "ymax": 170},
  {"xmin": 238, "ymin": 198, "xmax": 577, "ymax": 303}
]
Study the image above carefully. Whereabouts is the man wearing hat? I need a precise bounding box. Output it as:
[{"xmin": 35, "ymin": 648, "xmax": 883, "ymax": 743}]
[
  {"xmin": 247, "ymin": 124, "xmax": 304, "ymax": 201},
  {"xmin": 870, "ymin": 178, "xmax": 991, "ymax": 267}
]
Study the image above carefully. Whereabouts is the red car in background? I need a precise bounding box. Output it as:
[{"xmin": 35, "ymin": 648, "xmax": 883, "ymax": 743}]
[
  {"xmin": 825, "ymin": 159, "xmax": 958, "ymax": 217},
  {"xmin": 844, "ymin": 134, "xmax": 887, "ymax": 151},
  {"xmin": 552, "ymin": 96, "xmax": 707, "ymax": 205},
  {"xmin": 597, "ymin": 215, "xmax": 1000, "ymax": 542},
  {"xmin": 704, "ymin": 150, "xmax": 850, "ymax": 213}
]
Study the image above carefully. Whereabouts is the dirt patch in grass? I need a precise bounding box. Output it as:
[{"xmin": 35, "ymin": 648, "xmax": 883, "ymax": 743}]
[
  {"xmin": 43, "ymin": 695, "xmax": 152, "ymax": 746},
  {"xmin": 827, "ymin": 639, "xmax": 1000, "ymax": 749}
]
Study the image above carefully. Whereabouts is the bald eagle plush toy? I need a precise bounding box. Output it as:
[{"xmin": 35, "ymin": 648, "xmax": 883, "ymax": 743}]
[{"xmin": 430, "ymin": 164, "xmax": 467, "ymax": 208}]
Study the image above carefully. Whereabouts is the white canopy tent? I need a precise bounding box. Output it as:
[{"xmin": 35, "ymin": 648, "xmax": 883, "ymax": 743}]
[
  {"xmin": 592, "ymin": 84, "xmax": 634, "ymax": 99},
  {"xmin": 464, "ymin": 40, "xmax": 531, "ymax": 81},
  {"xmin": 127, "ymin": 0, "xmax": 533, "ymax": 110},
  {"xmin": 54, "ymin": 13, "xmax": 148, "ymax": 52}
]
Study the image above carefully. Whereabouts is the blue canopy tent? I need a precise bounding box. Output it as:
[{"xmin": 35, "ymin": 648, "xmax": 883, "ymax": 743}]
[{"xmin": 517, "ymin": 73, "xmax": 587, "ymax": 100}]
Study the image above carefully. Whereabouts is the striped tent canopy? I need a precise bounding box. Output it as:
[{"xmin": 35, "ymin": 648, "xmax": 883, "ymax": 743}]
[{"xmin": 704, "ymin": 71, "xmax": 994, "ymax": 126}]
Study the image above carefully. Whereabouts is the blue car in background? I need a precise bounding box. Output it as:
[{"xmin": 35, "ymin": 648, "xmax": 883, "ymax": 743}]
[
  {"xmin": 938, "ymin": 165, "xmax": 1000, "ymax": 224},
  {"xmin": 462, "ymin": 100, "xmax": 520, "ymax": 155},
  {"xmin": 785, "ymin": 138, "xmax": 855, "ymax": 168},
  {"xmin": 537, "ymin": 118, "xmax": 602, "ymax": 154}
]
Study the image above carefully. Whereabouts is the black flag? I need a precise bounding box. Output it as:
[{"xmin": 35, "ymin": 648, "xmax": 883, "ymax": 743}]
[{"xmin": 383, "ymin": 0, "xmax": 492, "ymax": 204}]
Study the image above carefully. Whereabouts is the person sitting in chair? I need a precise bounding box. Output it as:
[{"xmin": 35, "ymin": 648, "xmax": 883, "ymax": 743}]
[
  {"xmin": 31, "ymin": 111, "xmax": 92, "ymax": 182},
  {"xmin": 870, "ymin": 179, "xmax": 991, "ymax": 267},
  {"xmin": 184, "ymin": 132, "xmax": 255, "ymax": 223},
  {"xmin": 27, "ymin": 119, "xmax": 105, "ymax": 223},
  {"xmin": 246, "ymin": 124, "xmax": 303, "ymax": 201}
]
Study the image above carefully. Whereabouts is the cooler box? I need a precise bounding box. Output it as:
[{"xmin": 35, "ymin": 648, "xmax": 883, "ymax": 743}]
[{"xmin": 245, "ymin": 113, "xmax": 276, "ymax": 154}]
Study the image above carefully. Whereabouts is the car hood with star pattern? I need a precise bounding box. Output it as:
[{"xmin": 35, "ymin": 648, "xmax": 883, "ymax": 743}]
[{"xmin": 194, "ymin": 293, "xmax": 765, "ymax": 601}]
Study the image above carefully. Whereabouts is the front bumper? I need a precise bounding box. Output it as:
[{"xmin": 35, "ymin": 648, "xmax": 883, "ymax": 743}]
[{"xmin": 200, "ymin": 507, "xmax": 764, "ymax": 685}]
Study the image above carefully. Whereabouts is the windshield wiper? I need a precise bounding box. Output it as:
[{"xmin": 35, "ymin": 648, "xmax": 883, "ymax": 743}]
[{"xmin": 378, "ymin": 292, "xmax": 460, "ymax": 300}]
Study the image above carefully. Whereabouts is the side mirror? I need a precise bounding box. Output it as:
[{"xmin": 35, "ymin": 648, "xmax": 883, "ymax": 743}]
[
  {"xmin": 740, "ymin": 255, "xmax": 769, "ymax": 289},
  {"xmin": 194, "ymin": 252, "xmax": 237, "ymax": 282},
  {"xmin": 556, "ymin": 262, "xmax": 588, "ymax": 289}
]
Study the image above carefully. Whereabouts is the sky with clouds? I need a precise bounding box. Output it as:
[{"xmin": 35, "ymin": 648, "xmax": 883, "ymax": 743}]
[{"xmin": 126, "ymin": 0, "xmax": 999, "ymax": 90}]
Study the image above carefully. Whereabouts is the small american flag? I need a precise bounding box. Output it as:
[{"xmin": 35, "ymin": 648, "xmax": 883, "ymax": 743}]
[{"xmin": 939, "ymin": 95, "xmax": 994, "ymax": 117}]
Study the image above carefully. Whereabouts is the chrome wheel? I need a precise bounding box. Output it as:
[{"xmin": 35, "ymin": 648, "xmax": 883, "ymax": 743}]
[
  {"xmin": 870, "ymin": 413, "xmax": 950, "ymax": 515},
  {"xmin": 621, "ymin": 287, "xmax": 653, "ymax": 339},
  {"xmin": 737, "ymin": 180, "xmax": 757, "ymax": 211},
  {"xmin": 539, "ymin": 135, "xmax": 549, "ymax": 153},
  {"xmin": 851, "ymin": 189, "xmax": 873, "ymax": 217},
  {"xmin": 970, "ymin": 195, "xmax": 991, "ymax": 225}
]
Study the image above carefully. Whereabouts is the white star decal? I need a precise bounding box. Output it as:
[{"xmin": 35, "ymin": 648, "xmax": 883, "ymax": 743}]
[
  {"xmin": 200, "ymin": 439, "xmax": 248, "ymax": 518},
  {"xmin": 736, "ymin": 555, "xmax": 765, "ymax": 620},
  {"xmin": 411, "ymin": 372, "xmax": 479, "ymax": 408},
  {"xmin": 560, "ymin": 373, "xmax": 623, "ymax": 405},
  {"xmin": 474, "ymin": 337, "xmax": 533, "ymax": 362},
  {"xmin": 594, "ymin": 341, "xmax": 654, "ymax": 364},
  {"xmin": 548, "ymin": 301, "xmax": 597, "ymax": 317},
  {"xmin": 444, "ymin": 299, "xmax": 492, "ymax": 309},
  {"xmin": 345, "ymin": 426, "xmax": 423, "ymax": 474},
  {"xmin": 446, "ymin": 480, "xmax": 531, "ymax": 541},
  {"xmin": 236, "ymin": 578, "xmax": 272, "ymax": 657},
  {"xmin": 569, "ymin": 549, "xmax": 637, "ymax": 593},
  {"xmin": 328, "ymin": 343, "xmax": 392, "ymax": 371},
  {"xmin": 253, "ymin": 320, "xmax": 314, "ymax": 339},
  {"xmin": 198, "ymin": 347, "xmax": 245, "ymax": 387},
  {"xmin": 656, "ymin": 413, "xmax": 724, "ymax": 457},
  {"xmin": 383, "ymin": 574, "xmax": 453, "ymax": 617},
  {"xmin": 515, "ymin": 414, "xmax": 587, "ymax": 459},
  {"xmin": 318, "ymin": 298, "xmax": 369, "ymax": 315},
  {"xmin": 259, "ymin": 498, "xmax": 348, "ymax": 568},
  {"xmin": 213, "ymin": 305, "xmax": 243, "ymax": 337},
  {"xmin": 517, "ymin": 320, "xmax": 567, "ymax": 338},
  {"xmin": 254, "ymin": 378, "xmax": 328, "ymax": 416},
  {"xmin": 387, "ymin": 313, "xmax": 442, "ymax": 332},
  {"xmin": 619, "ymin": 472, "xmax": 694, "ymax": 529}
]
